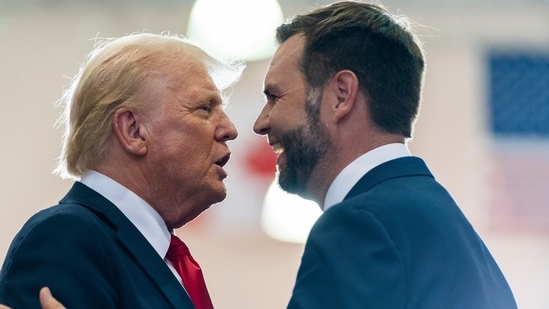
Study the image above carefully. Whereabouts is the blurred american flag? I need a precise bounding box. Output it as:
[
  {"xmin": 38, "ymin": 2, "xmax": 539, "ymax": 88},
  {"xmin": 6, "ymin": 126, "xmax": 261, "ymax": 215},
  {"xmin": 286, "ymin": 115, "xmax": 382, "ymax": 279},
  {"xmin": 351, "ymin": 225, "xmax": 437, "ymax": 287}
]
[{"xmin": 487, "ymin": 50, "xmax": 549, "ymax": 233}]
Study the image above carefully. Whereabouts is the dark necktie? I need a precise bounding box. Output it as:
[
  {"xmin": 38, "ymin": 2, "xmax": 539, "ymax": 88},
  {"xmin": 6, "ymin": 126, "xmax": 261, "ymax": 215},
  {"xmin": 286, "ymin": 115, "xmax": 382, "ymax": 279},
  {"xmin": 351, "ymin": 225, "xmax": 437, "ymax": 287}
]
[{"xmin": 165, "ymin": 234, "xmax": 214, "ymax": 309}]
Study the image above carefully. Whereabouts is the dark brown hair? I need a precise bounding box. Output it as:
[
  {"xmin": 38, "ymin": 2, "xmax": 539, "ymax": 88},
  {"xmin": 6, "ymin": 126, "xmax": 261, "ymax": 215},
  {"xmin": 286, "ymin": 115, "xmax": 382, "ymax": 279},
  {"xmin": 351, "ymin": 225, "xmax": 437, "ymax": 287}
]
[{"xmin": 276, "ymin": 1, "xmax": 425, "ymax": 138}]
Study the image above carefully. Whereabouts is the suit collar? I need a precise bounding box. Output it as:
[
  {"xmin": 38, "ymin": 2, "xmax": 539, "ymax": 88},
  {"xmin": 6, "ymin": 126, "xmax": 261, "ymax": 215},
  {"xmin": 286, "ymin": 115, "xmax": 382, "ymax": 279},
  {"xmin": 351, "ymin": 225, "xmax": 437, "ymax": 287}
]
[
  {"xmin": 344, "ymin": 156, "xmax": 433, "ymax": 201},
  {"xmin": 324, "ymin": 143, "xmax": 411, "ymax": 210},
  {"xmin": 80, "ymin": 171, "xmax": 171, "ymax": 259},
  {"xmin": 60, "ymin": 182, "xmax": 194, "ymax": 308}
]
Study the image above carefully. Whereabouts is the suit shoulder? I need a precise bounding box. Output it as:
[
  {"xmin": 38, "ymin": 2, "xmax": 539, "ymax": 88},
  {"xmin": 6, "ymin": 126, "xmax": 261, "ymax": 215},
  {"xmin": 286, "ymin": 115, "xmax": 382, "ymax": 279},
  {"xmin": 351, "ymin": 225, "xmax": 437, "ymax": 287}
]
[
  {"xmin": 23, "ymin": 203, "xmax": 107, "ymax": 232},
  {"xmin": 5, "ymin": 203, "xmax": 114, "ymax": 262}
]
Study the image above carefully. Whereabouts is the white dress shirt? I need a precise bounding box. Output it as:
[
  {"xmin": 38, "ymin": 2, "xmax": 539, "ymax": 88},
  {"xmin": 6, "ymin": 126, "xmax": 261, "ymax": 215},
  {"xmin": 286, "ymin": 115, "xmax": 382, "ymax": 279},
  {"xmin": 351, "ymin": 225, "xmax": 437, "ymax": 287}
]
[
  {"xmin": 323, "ymin": 143, "xmax": 411, "ymax": 211},
  {"xmin": 80, "ymin": 170, "xmax": 183, "ymax": 285}
]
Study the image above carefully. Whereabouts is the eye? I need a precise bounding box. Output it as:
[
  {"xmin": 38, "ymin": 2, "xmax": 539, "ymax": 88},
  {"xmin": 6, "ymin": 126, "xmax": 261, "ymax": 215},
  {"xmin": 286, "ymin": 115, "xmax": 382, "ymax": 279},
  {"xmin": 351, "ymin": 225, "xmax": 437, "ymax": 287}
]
[
  {"xmin": 199, "ymin": 105, "xmax": 212, "ymax": 112},
  {"xmin": 266, "ymin": 93, "xmax": 280, "ymax": 103}
]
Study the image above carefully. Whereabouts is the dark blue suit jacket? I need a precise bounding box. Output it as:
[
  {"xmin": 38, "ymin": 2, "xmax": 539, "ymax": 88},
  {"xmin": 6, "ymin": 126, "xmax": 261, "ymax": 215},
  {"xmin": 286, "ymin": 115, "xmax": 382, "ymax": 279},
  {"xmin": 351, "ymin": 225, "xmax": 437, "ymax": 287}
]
[
  {"xmin": 0, "ymin": 182, "xmax": 195, "ymax": 308},
  {"xmin": 288, "ymin": 157, "xmax": 517, "ymax": 308}
]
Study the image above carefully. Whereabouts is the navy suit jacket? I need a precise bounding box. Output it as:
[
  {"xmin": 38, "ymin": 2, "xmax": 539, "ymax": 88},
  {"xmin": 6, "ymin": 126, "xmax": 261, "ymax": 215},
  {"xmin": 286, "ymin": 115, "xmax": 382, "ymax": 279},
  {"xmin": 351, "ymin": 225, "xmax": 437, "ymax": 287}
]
[
  {"xmin": 288, "ymin": 157, "xmax": 517, "ymax": 308},
  {"xmin": 0, "ymin": 182, "xmax": 195, "ymax": 308}
]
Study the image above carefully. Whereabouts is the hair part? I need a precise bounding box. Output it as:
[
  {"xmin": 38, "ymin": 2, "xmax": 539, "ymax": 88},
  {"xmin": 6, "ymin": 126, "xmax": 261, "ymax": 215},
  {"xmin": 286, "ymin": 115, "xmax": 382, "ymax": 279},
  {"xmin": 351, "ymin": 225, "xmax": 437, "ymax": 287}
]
[
  {"xmin": 54, "ymin": 32, "xmax": 245, "ymax": 180},
  {"xmin": 276, "ymin": 0, "xmax": 426, "ymax": 138}
]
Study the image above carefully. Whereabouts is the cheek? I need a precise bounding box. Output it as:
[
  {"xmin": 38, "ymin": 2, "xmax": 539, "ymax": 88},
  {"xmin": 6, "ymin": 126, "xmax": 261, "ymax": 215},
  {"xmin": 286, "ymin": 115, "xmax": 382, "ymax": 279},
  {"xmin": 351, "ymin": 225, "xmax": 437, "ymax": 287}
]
[
  {"xmin": 271, "ymin": 103, "xmax": 291, "ymax": 124},
  {"xmin": 154, "ymin": 134, "xmax": 198, "ymax": 167},
  {"xmin": 179, "ymin": 138, "xmax": 214, "ymax": 170},
  {"xmin": 272, "ymin": 107, "xmax": 306, "ymax": 131},
  {"xmin": 166, "ymin": 122, "xmax": 211, "ymax": 152}
]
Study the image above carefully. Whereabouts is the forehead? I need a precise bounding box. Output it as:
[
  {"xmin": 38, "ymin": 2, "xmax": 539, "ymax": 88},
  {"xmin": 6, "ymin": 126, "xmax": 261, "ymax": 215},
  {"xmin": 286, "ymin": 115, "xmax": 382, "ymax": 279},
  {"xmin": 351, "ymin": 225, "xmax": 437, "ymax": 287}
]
[
  {"xmin": 171, "ymin": 60, "xmax": 220, "ymax": 98},
  {"xmin": 264, "ymin": 35, "xmax": 306, "ymax": 89},
  {"xmin": 147, "ymin": 65, "xmax": 222, "ymax": 114}
]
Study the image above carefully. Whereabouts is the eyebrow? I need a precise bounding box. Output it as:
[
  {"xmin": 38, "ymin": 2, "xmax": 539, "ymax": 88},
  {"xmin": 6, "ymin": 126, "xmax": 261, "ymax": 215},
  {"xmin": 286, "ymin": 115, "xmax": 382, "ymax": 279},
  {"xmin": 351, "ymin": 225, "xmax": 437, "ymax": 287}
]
[
  {"xmin": 262, "ymin": 84, "xmax": 278, "ymax": 97},
  {"xmin": 170, "ymin": 85, "xmax": 224, "ymax": 108}
]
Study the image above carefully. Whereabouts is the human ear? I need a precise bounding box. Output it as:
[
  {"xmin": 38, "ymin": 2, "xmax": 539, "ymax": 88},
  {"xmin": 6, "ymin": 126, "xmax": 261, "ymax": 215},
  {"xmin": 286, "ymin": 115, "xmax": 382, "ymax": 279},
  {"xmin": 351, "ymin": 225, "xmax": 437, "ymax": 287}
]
[
  {"xmin": 330, "ymin": 70, "xmax": 359, "ymax": 123},
  {"xmin": 112, "ymin": 107, "xmax": 148, "ymax": 156}
]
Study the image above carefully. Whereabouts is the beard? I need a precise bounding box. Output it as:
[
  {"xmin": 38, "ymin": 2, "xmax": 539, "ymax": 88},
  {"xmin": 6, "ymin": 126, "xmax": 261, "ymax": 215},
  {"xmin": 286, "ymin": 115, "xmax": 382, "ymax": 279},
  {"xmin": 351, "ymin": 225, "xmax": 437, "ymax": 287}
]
[{"xmin": 277, "ymin": 104, "xmax": 331, "ymax": 198}]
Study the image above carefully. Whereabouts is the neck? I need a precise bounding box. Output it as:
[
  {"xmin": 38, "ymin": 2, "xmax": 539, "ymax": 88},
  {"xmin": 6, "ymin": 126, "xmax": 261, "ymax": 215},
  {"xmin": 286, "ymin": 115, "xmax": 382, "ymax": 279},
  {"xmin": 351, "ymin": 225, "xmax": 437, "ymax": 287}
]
[{"xmin": 303, "ymin": 135, "xmax": 407, "ymax": 208}]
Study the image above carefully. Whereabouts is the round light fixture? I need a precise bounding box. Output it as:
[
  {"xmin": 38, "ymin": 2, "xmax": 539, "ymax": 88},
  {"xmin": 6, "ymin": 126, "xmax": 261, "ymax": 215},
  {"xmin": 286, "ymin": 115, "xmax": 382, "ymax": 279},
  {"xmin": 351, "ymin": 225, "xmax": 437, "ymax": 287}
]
[
  {"xmin": 260, "ymin": 177, "xmax": 322, "ymax": 244},
  {"xmin": 186, "ymin": 0, "xmax": 285, "ymax": 62}
]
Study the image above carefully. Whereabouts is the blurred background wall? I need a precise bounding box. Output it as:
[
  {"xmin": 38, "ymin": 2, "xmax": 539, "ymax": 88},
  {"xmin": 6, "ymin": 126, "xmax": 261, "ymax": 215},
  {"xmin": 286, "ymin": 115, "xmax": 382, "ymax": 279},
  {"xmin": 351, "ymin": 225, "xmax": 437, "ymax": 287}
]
[{"xmin": 1, "ymin": 0, "xmax": 548, "ymax": 308}]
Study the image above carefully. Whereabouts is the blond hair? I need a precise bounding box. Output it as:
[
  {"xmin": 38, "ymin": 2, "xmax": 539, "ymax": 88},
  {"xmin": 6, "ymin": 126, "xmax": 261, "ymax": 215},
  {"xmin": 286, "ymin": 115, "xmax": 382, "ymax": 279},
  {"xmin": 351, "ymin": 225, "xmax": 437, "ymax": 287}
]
[{"xmin": 54, "ymin": 32, "xmax": 244, "ymax": 180}]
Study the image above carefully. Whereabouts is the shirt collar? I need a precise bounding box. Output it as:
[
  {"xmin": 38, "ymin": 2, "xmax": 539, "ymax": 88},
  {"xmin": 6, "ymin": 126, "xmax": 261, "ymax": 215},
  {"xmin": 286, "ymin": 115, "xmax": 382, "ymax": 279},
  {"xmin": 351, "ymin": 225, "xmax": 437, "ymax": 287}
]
[
  {"xmin": 80, "ymin": 170, "xmax": 172, "ymax": 259},
  {"xmin": 323, "ymin": 143, "xmax": 411, "ymax": 211}
]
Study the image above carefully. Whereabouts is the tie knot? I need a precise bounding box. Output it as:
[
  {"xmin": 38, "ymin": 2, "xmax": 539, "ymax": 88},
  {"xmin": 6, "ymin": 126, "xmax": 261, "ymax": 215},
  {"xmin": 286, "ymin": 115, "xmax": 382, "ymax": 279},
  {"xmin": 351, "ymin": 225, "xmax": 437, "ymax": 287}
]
[{"xmin": 166, "ymin": 234, "xmax": 190, "ymax": 260}]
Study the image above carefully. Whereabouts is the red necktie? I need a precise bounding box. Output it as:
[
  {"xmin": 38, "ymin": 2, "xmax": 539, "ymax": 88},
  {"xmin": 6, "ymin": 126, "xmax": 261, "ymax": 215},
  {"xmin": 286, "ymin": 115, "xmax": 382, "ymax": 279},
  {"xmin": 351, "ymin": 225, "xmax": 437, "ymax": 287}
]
[{"xmin": 166, "ymin": 234, "xmax": 214, "ymax": 309}]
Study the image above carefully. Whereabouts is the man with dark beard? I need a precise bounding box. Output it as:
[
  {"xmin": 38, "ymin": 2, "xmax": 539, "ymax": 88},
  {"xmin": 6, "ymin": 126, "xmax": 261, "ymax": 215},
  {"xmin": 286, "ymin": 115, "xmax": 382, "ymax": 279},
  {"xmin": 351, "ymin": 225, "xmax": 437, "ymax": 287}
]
[{"xmin": 253, "ymin": 1, "xmax": 517, "ymax": 308}]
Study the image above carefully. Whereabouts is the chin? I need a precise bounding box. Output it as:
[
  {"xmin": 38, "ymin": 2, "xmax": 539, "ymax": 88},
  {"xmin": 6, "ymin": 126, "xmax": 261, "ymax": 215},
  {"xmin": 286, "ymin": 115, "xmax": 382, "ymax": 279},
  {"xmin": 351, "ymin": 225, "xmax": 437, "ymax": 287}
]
[{"xmin": 208, "ymin": 187, "xmax": 227, "ymax": 204}]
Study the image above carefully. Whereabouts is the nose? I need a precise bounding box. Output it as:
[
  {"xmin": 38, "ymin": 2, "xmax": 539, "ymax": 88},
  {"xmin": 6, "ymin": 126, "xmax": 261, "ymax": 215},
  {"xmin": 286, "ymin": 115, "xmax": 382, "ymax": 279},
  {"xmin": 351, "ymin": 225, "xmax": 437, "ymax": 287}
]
[
  {"xmin": 253, "ymin": 104, "xmax": 271, "ymax": 136},
  {"xmin": 216, "ymin": 111, "xmax": 238, "ymax": 141}
]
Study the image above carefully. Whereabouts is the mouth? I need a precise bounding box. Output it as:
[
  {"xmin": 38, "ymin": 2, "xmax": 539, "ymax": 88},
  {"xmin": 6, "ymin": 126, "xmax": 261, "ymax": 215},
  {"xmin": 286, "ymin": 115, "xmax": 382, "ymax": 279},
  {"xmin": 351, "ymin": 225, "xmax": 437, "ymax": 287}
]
[
  {"xmin": 271, "ymin": 143, "xmax": 284, "ymax": 154},
  {"xmin": 268, "ymin": 140, "xmax": 285, "ymax": 167},
  {"xmin": 268, "ymin": 138, "xmax": 284, "ymax": 154},
  {"xmin": 215, "ymin": 153, "xmax": 231, "ymax": 167}
]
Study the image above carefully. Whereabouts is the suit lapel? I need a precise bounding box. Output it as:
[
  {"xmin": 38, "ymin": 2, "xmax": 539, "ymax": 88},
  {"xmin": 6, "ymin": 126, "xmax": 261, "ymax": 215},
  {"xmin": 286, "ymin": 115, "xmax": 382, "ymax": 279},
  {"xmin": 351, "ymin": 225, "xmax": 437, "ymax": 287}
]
[
  {"xmin": 345, "ymin": 156, "xmax": 433, "ymax": 200},
  {"xmin": 60, "ymin": 182, "xmax": 195, "ymax": 308},
  {"xmin": 115, "ymin": 223, "xmax": 194, "ymax": 308}
]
